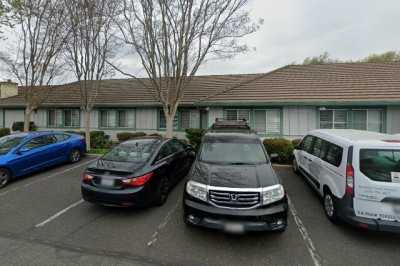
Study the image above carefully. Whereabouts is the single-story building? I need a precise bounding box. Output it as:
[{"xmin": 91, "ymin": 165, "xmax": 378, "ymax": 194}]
[{"xmin": 0, "ymin": 62, "xmax": 399, "ymax": 139}]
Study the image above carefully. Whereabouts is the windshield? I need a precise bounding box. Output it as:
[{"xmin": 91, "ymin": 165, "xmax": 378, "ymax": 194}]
[
  {"xmin": 200, "ymin": 141, "xmax": 267, "ymax": 164},
  {"xmin": 0, "ymin": 135, "xmax": 27, "ymax": 155},
  {"xmin": 102, "ymin": 140, "xmax": 158, "ymax": 163}
]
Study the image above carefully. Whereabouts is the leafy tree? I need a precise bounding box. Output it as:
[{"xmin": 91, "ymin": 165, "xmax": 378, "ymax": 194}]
[
  {"xmin": 362, "ymin": 51, "xmax": 400, "ymax": 63},
  {"xmin": 112, "ymin": 0, "xmax": 261, "ymax": 138},
  {"xmin": 302, "ymin": 52, "xmax": 339, "ymax": 65}
]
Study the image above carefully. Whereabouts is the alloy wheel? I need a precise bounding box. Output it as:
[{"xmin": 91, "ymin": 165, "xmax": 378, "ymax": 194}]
[
  {"xmin": 71, "ymin": 150, "xmax": 81, "ymax": 162},
  {"xmin": 324, "ymin": 194, "xmax": 335, "ymax": 217},
  {"xmin": 0, "ymin": 169, "xmax": 9, "ymax": 188}
]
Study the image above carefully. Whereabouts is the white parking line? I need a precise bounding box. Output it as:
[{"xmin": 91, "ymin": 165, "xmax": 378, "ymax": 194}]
[
  {"xmin": 35, "ymin": 199, "xmax": 84, "ymax": 228},
  {"xmin": 0, "ymin": 158, "xmax": 97, "ymax": 197},
  {"xmin": 287, "ymin": 196, "xmax": 322, "ymax": 266}
]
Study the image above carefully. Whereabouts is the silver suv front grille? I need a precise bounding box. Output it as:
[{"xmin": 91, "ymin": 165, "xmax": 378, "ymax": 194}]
[{"xmin": 209, "ymin": 190, "xmax": 260, "ymax": 209}]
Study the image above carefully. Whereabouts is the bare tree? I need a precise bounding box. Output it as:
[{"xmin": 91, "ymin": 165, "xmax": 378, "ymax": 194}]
[
  {"xmin": 0, "ymin": 0, "xmax": 68, "ymax": 131},
  {"xmin": 113, "ymin": 0, "xmax": 260, "ymax": 138},
  {"xmin": 64, "ymin": 0, "xmax": 117, "ymax": 151}
]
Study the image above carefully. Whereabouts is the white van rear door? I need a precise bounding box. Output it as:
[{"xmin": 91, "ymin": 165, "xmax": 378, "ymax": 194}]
[{"xmin": 354, "ymin": 145, "xmax": 400, "ymax": 222}]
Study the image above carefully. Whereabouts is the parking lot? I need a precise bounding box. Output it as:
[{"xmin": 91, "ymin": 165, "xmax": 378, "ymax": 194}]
[{"xmin": 0, "ymin": 156, "xmax": 400, "ymax": 266}]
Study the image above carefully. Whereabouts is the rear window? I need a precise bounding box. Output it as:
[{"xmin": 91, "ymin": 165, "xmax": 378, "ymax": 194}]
[
  {"xmin": 102, "ymin": 140, "xmax": 158, "ymax": 163},
  {"xmin": 360, "ymin": 149, "xmax": 400, "ymax": 182},
  {"xmin": 324, "ymin": 143, "xmax": 343, "ymax": 167}
]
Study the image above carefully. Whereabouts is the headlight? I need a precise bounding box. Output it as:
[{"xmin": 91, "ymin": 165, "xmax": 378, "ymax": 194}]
[
  {"xmin": 186, "ymin": 181, "xmax": 207, "ymax": 202},
  {"xmin": 261, "ymin": 184, "xmax": 285, "ymax": 205}
]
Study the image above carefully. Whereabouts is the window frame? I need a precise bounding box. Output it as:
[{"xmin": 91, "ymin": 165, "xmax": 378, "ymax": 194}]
[
  {"xmin": 47, "ymin": 109, "xmax": 80, "ymax": 128},
  {"xmin": 99, "ymin": 108, "xmax": 136, "ymax": 129},
  {"xmin": 253, "ymin": 108, "xmax": 282, "ymax": 136}
]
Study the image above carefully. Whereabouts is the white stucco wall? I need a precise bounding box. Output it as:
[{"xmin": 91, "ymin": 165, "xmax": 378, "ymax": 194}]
[
  {"xmin": 387, "ymin": 107, "xmax": 400, "ymax": 134},
  {"xmin": 283, "ymin": 106, "xmax": 317, "ymax": 138},
  {"xmin": 5, "ymin": 109, "xmax": 24, "ymax": 129}
]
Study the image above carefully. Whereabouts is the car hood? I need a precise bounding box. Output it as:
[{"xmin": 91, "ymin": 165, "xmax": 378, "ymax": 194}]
[
  {"xmin": 189, "ymin": 161, "xmax": 280, "ymax": 188},
  {"xmin": 87, "ymin": 158, "xmax": 146, "ymax": 175}
]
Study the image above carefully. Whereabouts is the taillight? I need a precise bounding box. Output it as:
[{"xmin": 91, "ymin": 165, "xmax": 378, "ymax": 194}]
[
  {"xmin": 345, "ymin": 164, "xmax": 354, "ymax": 197},
  {"xmin": 83, "ymin": 173, "xmax": 94, "ymax": 184},
  {"xmin": 122, "ymin": 172, "xmax": 154, "ymax": 188}
]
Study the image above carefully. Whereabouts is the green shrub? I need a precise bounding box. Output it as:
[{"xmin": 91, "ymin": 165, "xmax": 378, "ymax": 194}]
[
  {"xmin": 263, "ymin": 138, "xmax": 294, "ymax": 164},
  {"xmin": 90, "ymin": 131, "xmax": 111, "ymax": 149},
  {"xmin": 116, "ymin": 132, "xmax": 147, "ymax": 142},
  {"xmin": 292, "ymin": 139, "xmax": 302, "ymax": 148},
  {"xmin": 11, "ymin": 121, "xmax": 37, "ymax": 132},
  {"xmin": 0, "ymin": 128, "xmax": 10, "ymax": 137},
  {"xmin": 148, "ymin": 133, "xmax": 162, "ymax": 137},
  {"xmin": 185, "ymin": 128, "xmax": 206, "ymax": 149}
]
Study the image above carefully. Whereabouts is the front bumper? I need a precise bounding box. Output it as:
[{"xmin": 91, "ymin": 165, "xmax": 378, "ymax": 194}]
[
  {"xmin": 81, "ymin": 183, "xmax": 149, "ymax": 207},
  {"xmin": 183, "ymin": 197, "xmax": 288, "ymax": 232}
]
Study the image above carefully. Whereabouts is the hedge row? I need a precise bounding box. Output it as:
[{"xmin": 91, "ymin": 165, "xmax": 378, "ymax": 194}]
[
  {"xmin": 65, "ymin": 130, "xmax": 112, "ymax": 149},
  {"xmin": 0, "ymin": 128, "xmax": 10, "ymax": 137},
  {"xmin": 263, "ymin": 138, "xmax": 302, "ymax": 164}
]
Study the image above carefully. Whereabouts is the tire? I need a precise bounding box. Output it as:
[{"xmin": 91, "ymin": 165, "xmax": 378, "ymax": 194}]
[
  {"xmin": 0, "ymin": 168, "xmax": 11, "ymax": 189},
  {"xmin": 293, "ymin": 158, "xmax": 300, "ymax": 174},
  {"xmin": 69, "ymin": 149, "xmax": 81, "ymax": 163},
  {"xmin": 154, "ymin": 176, "xmax": 169, "ymax": 206},
  {"xmin": 323, "ymin": 191, "xmax": 340, "ymax": 223}
]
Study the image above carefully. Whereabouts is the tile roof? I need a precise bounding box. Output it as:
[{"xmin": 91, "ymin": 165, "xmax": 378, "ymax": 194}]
[{"xmin": 1, "ymin": 62, "xmax": 399, "ymax": 108}]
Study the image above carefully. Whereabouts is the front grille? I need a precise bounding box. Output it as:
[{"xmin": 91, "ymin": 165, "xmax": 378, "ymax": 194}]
[{"xmin": 209, "ymin": 190, "xmax": 260, "ymax": 209}]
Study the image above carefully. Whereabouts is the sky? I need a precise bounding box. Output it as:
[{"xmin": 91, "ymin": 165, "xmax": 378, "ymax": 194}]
[{"xmin": 1, "ymin": 0, "xmax": 400, "ymax": 82}]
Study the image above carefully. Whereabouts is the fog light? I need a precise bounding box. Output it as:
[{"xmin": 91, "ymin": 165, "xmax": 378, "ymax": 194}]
[
  {"xmin": 276, "ymin": 219, "xmax": 284, "ymax": 226},
  {"xmin": 187, "ymin": 214, "xmax": 201, "ymax": 225}
]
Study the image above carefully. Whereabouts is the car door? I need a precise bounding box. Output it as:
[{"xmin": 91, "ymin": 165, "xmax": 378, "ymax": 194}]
[
  {"xmin": 308, "ymin": 137, "xmax": 324, "ymax": 188},
  {"xmin": 50, "ymin": 134, "xmax": 70, "ymax": 162},
  {"xmin": 12, "ymin": 136, "xmax": 53, "ymax": 174},
  {"xmin": 354, "ymin": 145, "xmax": 400, "ymax": 222},
  {"xmin": 169, "ymin": 139, "xmax": 190, "ymax": 179},
  {"xmin": 297, "ymin": 135, "xmax": 315, "ymax": 175},
  {"xmin": 154, "ymin": 141, "xmax": 176, "ymax": 182}
]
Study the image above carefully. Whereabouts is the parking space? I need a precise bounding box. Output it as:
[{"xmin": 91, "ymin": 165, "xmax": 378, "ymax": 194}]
[{"xmin": 1, "ymin": 158, "xmax": 400, "ymax": 265}]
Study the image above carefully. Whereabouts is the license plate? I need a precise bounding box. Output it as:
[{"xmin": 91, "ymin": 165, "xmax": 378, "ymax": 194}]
[
  {"xmin": 224, "ymin": 222, "xmax": 244, "ymax": 233},
  {"xmin": 101, "ymin": 178, "xmax": 114, "ymax": 187}
]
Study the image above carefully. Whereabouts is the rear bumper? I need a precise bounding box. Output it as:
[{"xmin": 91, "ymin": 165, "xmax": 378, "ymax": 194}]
[
  {"xmin": 183, "ymin": 196, "xmax": 288, "ymax": 232},
  {"xmin": 337, "ymin": 196, "xmax": 400, "ymax": 233},
  {"xmin": 81, "ymin": 183, "xmax": 149, "ymax": 207}
]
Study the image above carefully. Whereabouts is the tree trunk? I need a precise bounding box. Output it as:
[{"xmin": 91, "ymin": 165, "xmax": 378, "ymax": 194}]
[
  {"xmin": 84, "ymin": 109, "xmax": 91, "ymax": 152},
  {"xmin": 165, "ymin": 114, "xmax": 174, "ymax": 139},
  {"xmin": 24, "ymin": 106, "xmax": 32, "ymax": 132}
]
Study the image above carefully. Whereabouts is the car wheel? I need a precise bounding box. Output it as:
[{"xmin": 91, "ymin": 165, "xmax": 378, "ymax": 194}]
[
  {"xmin": 323, "ymin": 191, "xmax": 339, "ymax": 223},
  {"xmin": 155, "ymin": 176, "xmax": 169, "ymax": 206},
  {"xmin": 0, "ymin": 168, "xmax": 11, "ymax": 189},
  {"xmin": 69, "ymin": 149, "xmax": 81, "ymax": 163},
  {"xmin": 293, "ymin": 158, "xmax": 300, "ymax": 173}
]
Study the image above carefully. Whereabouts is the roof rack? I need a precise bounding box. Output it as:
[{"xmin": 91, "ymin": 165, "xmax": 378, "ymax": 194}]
[{"xmin": 208, "ymin": 118, "xmax": 254, "ymax": 133}]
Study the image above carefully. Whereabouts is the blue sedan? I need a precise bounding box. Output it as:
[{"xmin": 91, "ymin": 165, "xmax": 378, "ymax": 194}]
[{"xmin": 0, "ymin": 131, "xmax": 86, "ymax": 188}]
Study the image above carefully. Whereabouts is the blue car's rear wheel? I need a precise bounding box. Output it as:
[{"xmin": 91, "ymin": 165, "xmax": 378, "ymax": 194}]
[
  {"xmin": 69, "ymin": 149, "xmax": 81, "ymax": 163},
  {"xmin": 0, "ymin": 168, "xmax": 11, "ymax": 189}
]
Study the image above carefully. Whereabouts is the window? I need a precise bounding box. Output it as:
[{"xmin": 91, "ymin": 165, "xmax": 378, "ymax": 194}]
[
  {"xmin": 24, "ymin": 136, "xmax": 52, "ymax": 149},
  {"xmin": 103, "ymin": 139, "xmax": 158, "ymax": 163},
  {"xmin": 319, "ymin": 109, "xmax": 384, "ymax": 132},
  {"xmin": 118, "ymin": 110, "xmax": 128, "ymax": 128},
  {"xmin": 180, "ymin": 110, "xmax": 191, "ymax": 130},
  {"xmin": 360, "ymin": 149, "xmax": 400, "ymax": 182},
  {"xmin": 157, "ymin": 142, "xmax": 174, "ymax": 161},
  {"xmin": 311, "ymin": 138, "xmax": 323, "ymax": 157},
  {"xmin": 301, "ymin": 135, "xmax": 315, "ymax": 153},
  {"xmin": 223, "ymin": 109, "xmax": 250, "ymax": 121},
  {"xmin": 159, "ymin": 110, "xmax": 178, "ymax": 130},
  {"xmin": 254, "ymin": 109, "xmax": 281, "ymax": 135},
  {"xmin": 48, "ymin": 109, "xmax": 80, "ymax": 128},
  {"xmin": 100, "ymin": 109, "xmax": 135, "ymax": 128},
  {"xmin": 324, "ymin": 143, "xmax": 343, "ymax": 167},
  {"xmin": 54, "ymin": 134, "xmax": 70, "ymax": 142},
  {"xmin": 170, "ymin": 139, "xmax": 185, "ymax": 153}
]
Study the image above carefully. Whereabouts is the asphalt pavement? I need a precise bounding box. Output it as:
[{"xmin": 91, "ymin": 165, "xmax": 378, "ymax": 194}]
[{"xmin": 0, "ymin": 157, "xmax": 399, "ymax": 266}]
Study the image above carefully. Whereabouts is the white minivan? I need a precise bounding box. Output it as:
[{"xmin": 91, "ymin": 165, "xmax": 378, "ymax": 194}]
[{"xmin": 293, "ymin": 129, "xmax": 400, "ymax": 232}]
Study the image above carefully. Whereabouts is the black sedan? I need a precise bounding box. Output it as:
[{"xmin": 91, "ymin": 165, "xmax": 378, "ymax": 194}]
[{"xmin": 82, "ymin": 136, "xmax": 195, "ymax": 207}]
